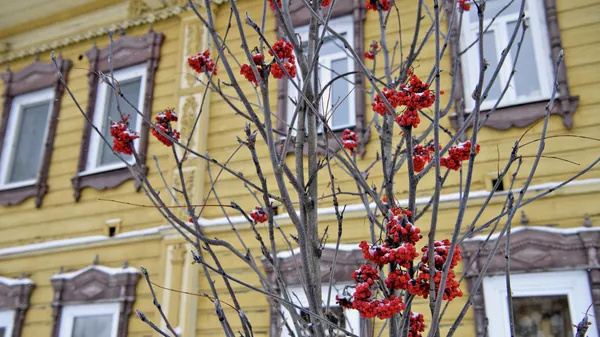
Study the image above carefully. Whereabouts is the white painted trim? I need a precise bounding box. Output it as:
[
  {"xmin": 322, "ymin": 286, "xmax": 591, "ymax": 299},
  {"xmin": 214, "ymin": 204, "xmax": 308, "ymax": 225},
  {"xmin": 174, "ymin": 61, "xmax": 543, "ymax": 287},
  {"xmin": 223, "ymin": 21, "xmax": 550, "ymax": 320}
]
[
  {"xmin": 0, "ymin": 276, "xmax": 34, "ymax": 286},
  {"xmin": 51, "ymin": 265, "xmax": 139, "ymax": 280},
  {"xmin": 0, "ymin": 88, "xmax": 54, "ymax": 189},
  {"xmin": 464, "ymin": 225, "xmax": 600, "ymax": 242},
  {"xmin": 83, "ymin": 64, "xmax": 147, "ymax": 174},
  {"xmin": 275, "ymin": 243, "xmax": 361, "ymax": 259},
  {"xmin": 0, "ymin": 178, "xmax": 598, "ymax": 258},
  {"xmin": 0, "ymin": 310, "xmax": 15, "ymax": 337},
  {"xmin": 0, "ymin": 226, "xmax": 168, "ymax": 258},
  {"xmin": 282, "ymin": 284, "xmax": 361, "ymax": 337},
  {"xmin": 58, "ymin": 302, "xmax": 120, "ymax": 337},
  {"xmin": 483, "ymin": 271, "xmax": 598, "ymax": 337}
]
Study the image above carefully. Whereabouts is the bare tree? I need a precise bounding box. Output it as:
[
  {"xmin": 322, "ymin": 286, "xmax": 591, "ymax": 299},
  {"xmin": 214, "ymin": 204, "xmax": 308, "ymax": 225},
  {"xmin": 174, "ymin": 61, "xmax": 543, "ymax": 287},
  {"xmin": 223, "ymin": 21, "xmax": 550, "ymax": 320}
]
[{"xmin": 51, "ymin": 0, "xmax": 598, "ymax": 336}]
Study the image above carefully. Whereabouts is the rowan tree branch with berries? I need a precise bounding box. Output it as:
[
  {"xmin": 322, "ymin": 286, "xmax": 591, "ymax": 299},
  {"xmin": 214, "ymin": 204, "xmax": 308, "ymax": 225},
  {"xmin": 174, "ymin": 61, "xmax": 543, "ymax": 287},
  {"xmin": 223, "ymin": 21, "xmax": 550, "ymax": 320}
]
[{"xmin": 49, "ymin": 0, "xmax": 600, "ymax": 336}]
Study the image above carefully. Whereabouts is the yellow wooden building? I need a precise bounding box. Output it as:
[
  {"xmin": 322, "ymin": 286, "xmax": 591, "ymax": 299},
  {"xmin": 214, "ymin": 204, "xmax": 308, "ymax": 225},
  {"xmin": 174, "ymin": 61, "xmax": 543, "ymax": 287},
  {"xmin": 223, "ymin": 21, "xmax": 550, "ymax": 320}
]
[{"xmin": 0, "ymin": 0, "xmax": 598, "ymax": 336}]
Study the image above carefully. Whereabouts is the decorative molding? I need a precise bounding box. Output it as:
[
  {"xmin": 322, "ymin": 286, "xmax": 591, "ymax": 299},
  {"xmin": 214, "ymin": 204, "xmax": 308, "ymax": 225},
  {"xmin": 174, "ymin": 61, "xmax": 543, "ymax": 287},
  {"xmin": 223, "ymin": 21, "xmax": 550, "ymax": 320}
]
[
  {"xmin": 50, "ymin": 265, "xmax": 141, "ymax": 337},
  {"xmin": 71, "ymin": 29, "xmax": 164, "ymax": 201},
  {"xmin": 0, "ymin": 5, "xmax": 183, "ymax": 64},
  {"xmin": 444, "ymin": 0, "xmax": 578, "ymax": 131},
  {"xmin": 276, "ymin": 0, "xmax": 369, "ymax": 157},
  {"xmin": 0, "ymin": 276, "xmax": 35, "ymax": 337},
  {"xmin": 461, "ymin": 227, "xmax": 600, "ymax": 336},
  {"xmin": 0, "ymin": 58, "xmax": 72, "ymax": 207},
  {"xmin": 263, "ymin": 245, "xmax": 372, "ymax": 336}
]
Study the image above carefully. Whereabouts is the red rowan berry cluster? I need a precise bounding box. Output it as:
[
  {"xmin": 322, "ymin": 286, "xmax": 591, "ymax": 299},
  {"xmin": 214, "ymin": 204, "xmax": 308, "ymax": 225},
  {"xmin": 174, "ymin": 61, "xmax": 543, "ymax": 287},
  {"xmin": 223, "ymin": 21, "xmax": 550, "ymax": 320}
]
[
  {"xmin": 188, "ymin": 50, "xmax": 217, "ymax": 75},
  {"xmin": 440, "ymin": 140, "xmax": 480, "ymax": 170},
  {"xmin": 412, "ymin": 143, "xmax": 435, "ymax": 172},
  {"xmin": 341, "ymin": 129, "xmax": 358, "ymax": 151},
  {"xmin": 249, "ymin": 206, "xmax": 268, "ymax": 223},
  {"xmin": 409, "ymin": 312, "xmax": 426, "ymax": 337},
  {"xmin": 240, "ymin": 54, "xmax": 265, "ymax": 87},
  {"xmin": 420, "ymin": 239, "xmax": 462, "ymax": 270},
  {"xmin": 365, "ymin": 0, "xmax": 390, "ymax": 11},
  {"xmin": 269, "ymin": 39, "xmax": 297, "ymax": 79},
  {"xmin": 321, "ymin": 0, "xmax": 332, "ymax": 6},
  {"xmin": 109, "ymin": 115, "xmax": 139, "ymax": 155},
  {"xmin": 408, "ymin": 267, "xmax": 463, "ymax": 301},
  {"xmin": 267, "ymin": 0, "xmax": 281, "ymax": 10},
  {"xmin": 338, "ymin": 199, "xmax": 463, "ymax": 324},
  {"xmin": 408, "ymin": 240, "xmax": 463, "ymax": 301},
  {"xmin": 151, "ymin": 109, "xmax": 180, "ymax": 147},
  {"xmin": 371, "ymin": 73, "xmax": 436, "ymax": 128},
  {"xmin": 458, "ymin": 0, "xmax": 471, "ymax": 11},
  {"xmin": 364, "ymin": 41, "xmax": 380, "ymax": 60}
]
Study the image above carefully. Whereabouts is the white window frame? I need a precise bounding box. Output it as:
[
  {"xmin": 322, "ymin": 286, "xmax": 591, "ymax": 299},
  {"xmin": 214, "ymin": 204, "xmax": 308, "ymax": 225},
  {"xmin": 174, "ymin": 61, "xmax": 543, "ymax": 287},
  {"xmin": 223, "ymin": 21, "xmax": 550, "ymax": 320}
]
[
  {"xmin": 460, "ymin": 0, "xmax": 554, "ymax": 111},
  {"xmin": 0, "ymin": 310, "xmax": 15, "ymax": 337},
  {"xmin": 58, "ymin": 302, "xmax": 120, "ymax": 337},
  {"xmin": 83, "ymin": 64, "xmax": 147, "ymax": 175},
  {"xmin": 0, "ymin": 88, "xmax": 54, "ymax": 190},
  {"xmin": 483, "ymin": 270, "xmax": 598, "ymax": 337},
  {"xmin": 287, "ymin": 15, "xmax": 356, "ymax": 134},
  {"xmin": 281, "ymin": 284, "xmax": 361, "ymax": 337}
]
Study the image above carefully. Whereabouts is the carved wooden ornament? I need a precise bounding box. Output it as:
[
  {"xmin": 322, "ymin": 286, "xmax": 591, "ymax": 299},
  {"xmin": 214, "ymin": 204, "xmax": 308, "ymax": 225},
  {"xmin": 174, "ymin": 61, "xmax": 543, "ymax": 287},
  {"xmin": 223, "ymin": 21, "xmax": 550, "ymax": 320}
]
[
  {"xmin": 0, "ymin": 276, "xmax": 35, "ymax": 337},
  {"xmin": 50, "ymin": 265, "xmax": 141, "ymax": 337},
  {"xmin": 71, "ymin": 29, "xmax": 164, "ymax": 201},
  {"xmin": 0, "ymin": 58, "xmax": 72, "ymax": 207}
]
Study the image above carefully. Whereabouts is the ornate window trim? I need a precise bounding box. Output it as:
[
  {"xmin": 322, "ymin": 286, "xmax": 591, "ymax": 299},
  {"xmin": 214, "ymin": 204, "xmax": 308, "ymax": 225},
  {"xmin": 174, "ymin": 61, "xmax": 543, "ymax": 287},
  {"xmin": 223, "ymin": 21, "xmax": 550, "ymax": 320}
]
[
  {"xmin": 50, "ymin": 265, "xmax": 141, "ymax": 337},
  {"xmin": 71, "ymin": 29, "xmax": 164, "ymax": 201},
  {"xmin": 445, "ymin": 0, "xmax": 579, "ymax": 130},
  {"xmin": 275, "ymin": 0, "xmax": 369, "ymax": 156},
  {"xmin": 460, "ymin": 226, "xmax": 600, "ymax": 336},
  {"xmin": 0, "ymin": 58, "xmax": 72, "ymax": 207},
  {"xmin": 0, "ymin": 276, "xmax": 35, "ymax": 337},
  {"xmin": 263, "ymin": 245, "xmax": 373, "ymax": 337}
]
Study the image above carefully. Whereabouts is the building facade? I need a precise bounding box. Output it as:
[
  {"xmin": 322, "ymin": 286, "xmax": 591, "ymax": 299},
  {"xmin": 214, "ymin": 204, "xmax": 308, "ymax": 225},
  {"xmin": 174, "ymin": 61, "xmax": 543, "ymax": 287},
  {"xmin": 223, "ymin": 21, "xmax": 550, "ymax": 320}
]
[{"xmin": 0, "ymin": 0, "xmax": 599, "ymax": 336}]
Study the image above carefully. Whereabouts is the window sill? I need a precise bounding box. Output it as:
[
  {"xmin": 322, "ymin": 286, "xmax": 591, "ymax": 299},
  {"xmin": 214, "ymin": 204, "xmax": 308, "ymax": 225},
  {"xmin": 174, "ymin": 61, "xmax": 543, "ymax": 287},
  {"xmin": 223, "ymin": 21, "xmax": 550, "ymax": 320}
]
[
  {"xmin": 448, "ymin": 95, "xmax": 579, "ymax": 130},
  {"xmin": 71, "ymin": 164, "xmax": 146, "ymax": 201},
  {"xmin": 0, "ymin": 182, "xmax": 45, "ymax": 207}
]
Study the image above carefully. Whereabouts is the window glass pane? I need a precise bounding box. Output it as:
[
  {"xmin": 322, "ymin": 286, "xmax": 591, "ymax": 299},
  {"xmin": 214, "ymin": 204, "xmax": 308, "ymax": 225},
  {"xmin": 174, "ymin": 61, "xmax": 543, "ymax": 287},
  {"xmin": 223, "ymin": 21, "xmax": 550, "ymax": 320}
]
[
  {"xmin": 0, "ymin": 327, "xmax": 6, "ymax": 337},
  {"xmin": 98, "ymin": 78, "xmax": 142, "ymax": 167},
  {"xmin": 7, "ymin": 101, "xmax": 51, "ymax": 183},
  {"xmin": 471, "ymin": 0, "xmax": 521, "ymax": 23},
  {"xmin": 300, "ymin": 307, "xmax": 346, "ymax": 337},
  {"xmin": 512, "ymin": 296, "xmax": 573, "ymax": 337},
  {"xmin": 71, "ymin": 314, "xmax": 113, "ymax": 337},
  {"xmin": 481, "ymin": 30, "xmax": 503, "ymax": 102},
  {"xmin": 507, "ymin": 19, "xmax": 542, "ymax": 99},
  {"xmin": 330, "ymin": 58, "xmax": 350, "ymax": 129}
]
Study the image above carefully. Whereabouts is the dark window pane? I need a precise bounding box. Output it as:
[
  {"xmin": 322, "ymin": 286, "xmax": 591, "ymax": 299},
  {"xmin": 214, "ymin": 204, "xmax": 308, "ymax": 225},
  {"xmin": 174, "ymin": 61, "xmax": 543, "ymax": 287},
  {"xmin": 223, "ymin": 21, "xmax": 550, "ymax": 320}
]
[
  {"xmin": 98, "ymin": 78, "xmax": 142, "ymax": 167},
  {"xmin": 8, "ymin": 101, "xmax": 51, "ymax": 183},
  {"xmin": 512, "ymin": 295, "xmax": 573, "ymax": 337},
  {"xmin": 71, "ymin": 314, "xmax": 113, "ymax": 337},
  {"xmin": 507, "ymin": 19, "xmax": 542, "ymax": 99},
  {"xmin": 0, "ymin": 327, "xmax": 6, "ymax": 337}
]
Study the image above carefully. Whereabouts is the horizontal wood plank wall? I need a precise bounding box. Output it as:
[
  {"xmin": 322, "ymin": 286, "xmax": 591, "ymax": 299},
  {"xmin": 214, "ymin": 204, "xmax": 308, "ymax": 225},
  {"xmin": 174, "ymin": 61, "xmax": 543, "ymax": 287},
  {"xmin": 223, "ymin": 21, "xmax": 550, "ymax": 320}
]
[{"xmin": 0, "ymin": 17, "xmax": 181, "ymax": 248}]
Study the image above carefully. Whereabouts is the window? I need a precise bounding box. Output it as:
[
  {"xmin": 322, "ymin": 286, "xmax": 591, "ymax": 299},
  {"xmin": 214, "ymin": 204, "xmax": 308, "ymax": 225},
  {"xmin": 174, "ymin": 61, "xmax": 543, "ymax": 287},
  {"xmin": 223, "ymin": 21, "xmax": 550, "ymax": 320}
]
[
  {"xmin": 58, "ymin": 303, "xmax": 120, "ymax": 337},
  {"xmin": 483, "ymin": 271, "xmax": 598, "ymax": 337},
  {"xmin": 50, "ymin": 264, "xmax": 141, "ymax": 337},
  {"xmin": 460, "ymin": 226, "xmax": 600, "ymax": 337},
  {"xmin": 0, "ymin": 59, "xmax": 71, "ymax": 207},
  {"xmin": 281, "ymin": 285, "xmax": 361, "ymax": 337},
  {"xmin": 287, "ymin": 15, "xmax": 356, "ymax": 134},
  {"xmin": 0, "ymin": 311, "xmax": 14, "ymax": 337},
  {"xmin": 0, "ymin": 88, "xmax": 54, "ymax": 189},
  {"xmin": 71, "ymin": 30, "xmax": 164, "ymax": 201},
  {"xmin": 276, "ymin": 0, "xmax": 367, "ymax": 154},
  {"xmin": 85, "ymin": 64, "xmax": 147, "ymax": 174},
  {"xmin": 460, "ymin": 0, "xmax": 554, "ymax": 111},
  {"xmin": 0, "ymin": 276, "xmax": 35, "ymax": 337}
]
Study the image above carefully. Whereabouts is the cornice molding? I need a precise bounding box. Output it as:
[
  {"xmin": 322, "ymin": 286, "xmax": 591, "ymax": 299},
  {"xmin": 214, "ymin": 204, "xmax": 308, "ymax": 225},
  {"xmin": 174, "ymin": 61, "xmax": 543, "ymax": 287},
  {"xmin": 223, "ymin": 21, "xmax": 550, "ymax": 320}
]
[{"xmin": 0, "ymin": 5, "xmax": 187, "ymax": 64}]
